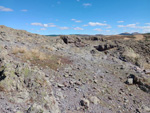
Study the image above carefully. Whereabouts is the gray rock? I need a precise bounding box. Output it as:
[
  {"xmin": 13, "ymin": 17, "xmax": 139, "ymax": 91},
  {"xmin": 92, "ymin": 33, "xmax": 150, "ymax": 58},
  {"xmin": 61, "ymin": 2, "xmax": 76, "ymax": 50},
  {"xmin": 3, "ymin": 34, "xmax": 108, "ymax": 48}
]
[
  {"xmin": 75, "ymin": 81, "xmax": 82, "ymax": 86},
  {"xmin": 127, "ymin": 78, "xmax": 133, "ymax": 85},
  {"xmin": 80, "ymin": 98, "xmax": 90, "ymax": 109},
  {"xmin": 143, "ymin": 106, "xmax": 150, "ymax": 112},
  {"xmin": 57, "ymin": 83, "xmax": 64, "ymax": 88},
  {"xmin": 89, "ymin": 96, "xmax": 100, "ymax": 105},
  {"xmin": 144, "ymin": 70, "xmax": 150, "ymax": 74},
  {"xmin": 63, "ymin": 74, "xmax": 69, "ymax": 77}
]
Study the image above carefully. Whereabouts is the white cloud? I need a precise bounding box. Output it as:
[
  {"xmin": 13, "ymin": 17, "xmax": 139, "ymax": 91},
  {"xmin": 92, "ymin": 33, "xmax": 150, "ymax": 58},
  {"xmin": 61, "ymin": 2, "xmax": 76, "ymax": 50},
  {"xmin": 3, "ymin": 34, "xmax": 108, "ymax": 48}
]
[
  {"xmin": 125, "ymin": 24, "xmax": 137, "ymax": 28},
  {"xmin": 83, "ymin": 3, "xmax": 92, "ymax": 7},
  {"xmin": 144, "ymin": 26, "xmax": 150, "ymax": 28},
  {"xmin": 71, "ymin": 19, "xmax": 76, "ymax": 21},
  {"xmin": 40, "ymin": 28, "xmax": 47, "ymax": 30},
  {"xmin": 83, "ymin": 24, "xmax": 88, "ymax": 27},
  {"xmin": 49, "ymin": 24, "xmax": 57, "ymax": 27},
  {"xmin": 117, "ymin": 25, "xmax": 124, "ymax": 28},
  {"xmin": 143, "ymin": 29, "xmax": 150, "ymax": 33},
  {"xmin": 31, "ymin": 23, "xmax": 43, "ymax": 26},
  {"xmin": 117, "ymin": 21, "xmax": 124, "ymax": 23},
  {"xmin": 118, "ymin": 24, "xmax": 150, "ymax": 33},
  {"xmin": 0, "ymin": 6, "xmax": 13, "ymax": 12},
  {"xmin": 118, "ymin": 24, "xmax": 137, "ymax": 28},
  {"xmin": 21, "ymin": 9, "xmax": 28, "ymax": 12},
  {"xmin": 43, "ymin": 24, "xmax": 48, "ymax": 27},
  {"xmin": 106, "ymin": 30, "xmax": 110, "ymax": 32},
  {"xmin": 94, "ymin": 28, "xmax": 102, "ymax": 32},
  {"xmin": 71, "ymin": 19, "xmax": 82, "ymax": 23},
  {"xmin": 75, "ymin": 20, "xmax": 82, "ymax": 23},
  {"xmin": 74, "ymin": 27, "xmax": 84, "ymax": 30},
  {"xmin": 59, "ymin": 27, "xmax": 69, "ymax": 30},
  {"xmin": 118, "ymin": 24, "xmax": 150, "ymax": 29},
  {"xmin": 89, "ymin": 22, "xmax": 107, "ymax": 26},
  {"xmin": 31, "ymin": 23, "xmax": 57, "ymax": 27},
  {"xmin": 47, "ymin": 23, "xmax": 57, "ymax": 27},
  {"xmin": 106, "ymin": 26, "xmax": 112, "ymax": 29},
  {"xmin": 145, "ymin": 23, "xmax": 150, "ymax": 25},
  {"xmin": 140, "ymin": 26, "xmax": 150, "ymax": 29}
]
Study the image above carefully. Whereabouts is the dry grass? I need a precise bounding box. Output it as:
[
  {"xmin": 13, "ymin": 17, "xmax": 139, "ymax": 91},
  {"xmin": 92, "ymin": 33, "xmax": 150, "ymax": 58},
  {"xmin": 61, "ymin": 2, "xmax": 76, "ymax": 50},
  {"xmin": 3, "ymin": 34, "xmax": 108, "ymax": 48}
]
[
  {"xmin": 30, "ymin": 49, "xmax": 47, "ymax": 60},
  {"xmin": 106, "ymin": 35, "xmax": 136, "ymax": 40},
  {"xmin": 41, "ymin": 45, "xmax": 53, "ymax": 51},
  {"xmin": 12, "ymin": 46, "xmax": 72, "ymax": 70},
  {"xmin": 143, "ymin": 63, "xmax": 150, "ymax": 70},
  {"xmin": 12, "ymin": 47, "xmax": 47, "ymax": 61},
  {"xmin": 12, "ymin": 46, "xmax": 27, "ymax": 54},
  {"xmin": 123, "ymin": 48, "xmax": 139, "ymax": 58},
  {"xmin": 0, "ymin": 85, "xmax": 5, "ymax": 92}
]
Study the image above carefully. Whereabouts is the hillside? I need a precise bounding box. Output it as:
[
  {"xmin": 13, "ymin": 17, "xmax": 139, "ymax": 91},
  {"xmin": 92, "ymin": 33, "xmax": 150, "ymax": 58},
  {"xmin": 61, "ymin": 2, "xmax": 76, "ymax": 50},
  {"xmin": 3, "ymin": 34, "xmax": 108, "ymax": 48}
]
[{"xmin": 0, "ymin": 25, "xmax": 150, "ymax": 113}]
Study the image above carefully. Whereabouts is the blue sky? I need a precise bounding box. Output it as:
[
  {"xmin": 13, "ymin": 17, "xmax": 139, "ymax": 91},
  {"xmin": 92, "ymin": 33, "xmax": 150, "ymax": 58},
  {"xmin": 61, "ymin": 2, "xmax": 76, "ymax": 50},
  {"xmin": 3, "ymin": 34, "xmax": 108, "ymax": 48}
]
[{"xmin": 0, "ymin": 0, "xmax": 150, "ymax": 35}]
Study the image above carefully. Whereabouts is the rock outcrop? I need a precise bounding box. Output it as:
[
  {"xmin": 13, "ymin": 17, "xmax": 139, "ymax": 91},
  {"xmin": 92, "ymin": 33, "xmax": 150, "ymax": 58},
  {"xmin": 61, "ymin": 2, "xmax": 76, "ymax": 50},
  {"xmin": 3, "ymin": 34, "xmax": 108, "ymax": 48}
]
[{"xmin": 0, "ymin": 25, "xmax": 150, "ymax": 113}]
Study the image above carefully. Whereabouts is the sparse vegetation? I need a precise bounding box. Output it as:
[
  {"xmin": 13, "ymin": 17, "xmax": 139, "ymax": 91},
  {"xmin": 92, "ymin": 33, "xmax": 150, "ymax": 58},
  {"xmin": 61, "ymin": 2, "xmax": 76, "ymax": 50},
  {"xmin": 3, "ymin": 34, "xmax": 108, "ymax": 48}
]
[
  {"xmin": 0, "ymin": 85, "xmax": 5, "ymax": 92},
  {"xmin": 11, "ymin": 46, "xmax": 72, "ymax": 70},
  {"xmin": 12, "ymin": 47, "xmax": 47, "ymax": 60},
  {"xmin": 1, "ymin": 26, "xmax": 150, "ymax": 113},
  {"xmin": 12, "ymin": 46, "xmax": 27, "ymax": 54}
]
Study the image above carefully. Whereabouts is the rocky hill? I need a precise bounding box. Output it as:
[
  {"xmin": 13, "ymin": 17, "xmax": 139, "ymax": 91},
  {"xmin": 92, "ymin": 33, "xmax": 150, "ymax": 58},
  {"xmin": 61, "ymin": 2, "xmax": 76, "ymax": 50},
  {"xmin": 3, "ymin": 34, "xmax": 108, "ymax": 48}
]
[
  {"xmin": 119, "ymin": 32, "xmax": 140, "ymax": 35},
  {"xmin": 0, "ymin": 25, "xmax": 150, "ymax": 113}
]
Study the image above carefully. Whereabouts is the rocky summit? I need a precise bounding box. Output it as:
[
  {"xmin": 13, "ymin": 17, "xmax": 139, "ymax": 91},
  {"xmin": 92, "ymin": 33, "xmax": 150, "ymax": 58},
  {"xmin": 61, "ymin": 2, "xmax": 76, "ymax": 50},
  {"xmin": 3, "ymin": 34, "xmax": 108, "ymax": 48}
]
[{"xmin": 0, "ymin": 25, "xmax": 150, "ymax": 113}]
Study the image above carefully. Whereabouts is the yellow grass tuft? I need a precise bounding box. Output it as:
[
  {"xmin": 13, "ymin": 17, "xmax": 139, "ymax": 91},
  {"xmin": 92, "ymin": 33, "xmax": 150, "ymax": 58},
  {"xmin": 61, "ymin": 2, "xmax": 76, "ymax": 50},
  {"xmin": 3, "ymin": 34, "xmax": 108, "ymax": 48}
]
[
  {"xmin": 12, "ymin": 47, "xmax": 48, "ymax": 61},
  {"xmin": 12, "ymin": 46, "xmax": 72, "ymax": 70},
  {"xmin": 12, "ymin": 46, "xmax": 27, "ymax": 54}
]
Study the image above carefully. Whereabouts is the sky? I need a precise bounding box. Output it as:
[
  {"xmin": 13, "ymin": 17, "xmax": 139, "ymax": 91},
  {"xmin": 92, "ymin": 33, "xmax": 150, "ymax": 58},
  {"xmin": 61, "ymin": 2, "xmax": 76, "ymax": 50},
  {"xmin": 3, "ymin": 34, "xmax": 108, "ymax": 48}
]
[{"xmin": 0, "ymin": 0, "xmax": 150, "ymax": 35}]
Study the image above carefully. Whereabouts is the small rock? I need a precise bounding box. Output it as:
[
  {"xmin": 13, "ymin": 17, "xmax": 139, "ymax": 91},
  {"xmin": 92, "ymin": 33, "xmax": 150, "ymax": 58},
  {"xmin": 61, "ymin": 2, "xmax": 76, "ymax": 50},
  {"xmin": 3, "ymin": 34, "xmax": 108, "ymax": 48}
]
[
  {"xmin": 143, "ymin": 106, "xmax": 150, "ymax": 112},
  {"xmin": 90, "ymin": 50, "xmax": 96, "ymax": 54},
  {"xmin": 144, "ymin": 70, "xmax": 150, "ymax": 74},
  {"xmin": 69, "ymin": 74, "xmax": 73, "ymax": 77},
  {"xmin": 129, "ymin": 93, "xmax": 133, "ymax": 96},
  {"xmin": 80, "ymin": 98, "xmax": 90, "ymax": 109},
  {"xmin": 108, "ymin": 96, "xmax": 112, "ymax": 100},
  {"xmin": 64, "ymin": 74, "xmax": 69, "ymax": 77},
  {"xmin": 56, "ymin": 91, "xmax": 64, "ymax": 99},
  {"xmin": 120, "ymin": 65, "xmax": 124, "ymax": 70},
  {"xmin": 75, "ymin": 88, "xmax": 80, "ymax": 92},
  {"xmin": 63, "ymin": 82, "xmax": 69, "ymax": 87},
  {"xmin": 136, "ymin": 108, "xmax": 141, "ymax": 113},
  {"xmin": 69, "ymin": 80, "xmax": 75, "ymax": 85},
  {"xmin": 124, "ymin": 98, "xmax": 129, "ymax": 103},
  {"xmin": 75, "ymin": 106, "xmax": 81, "ymax": 110},
  {"xmin": 89, "ymin": 96, "xmax": 99, "ymax": 105},
  {"xmin": 16, "ymin": 111, "xmax": 23, "ymax": 113},
  {"xmin": 94, "ymin": 79, "xmax": 98, "ymax": 83},
  {"xmin": 75, "ymin": 81, "xmax": 82, "ymax": 86},
  {"xmin": 127, "ymin": 74, "xmax": 139, "ymax": 85},
  {"xmin": 45, "ymin": 74, "xmax": 49, "ymax": 77},
  {"xmin": 57, "ymin": 83, "xmax": 64, "ymax": 88},
  {"xmin": 127, "ymin": 78, "xmax": 133, "ymax": 85}
]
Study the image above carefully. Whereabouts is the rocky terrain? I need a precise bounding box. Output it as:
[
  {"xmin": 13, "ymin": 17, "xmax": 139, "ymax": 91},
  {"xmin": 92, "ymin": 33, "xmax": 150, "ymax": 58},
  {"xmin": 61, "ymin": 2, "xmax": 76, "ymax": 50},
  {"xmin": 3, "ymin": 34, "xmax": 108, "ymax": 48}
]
[{"xmin": 0, "ymin": 25, "xmax": 150, "ymax": 113}]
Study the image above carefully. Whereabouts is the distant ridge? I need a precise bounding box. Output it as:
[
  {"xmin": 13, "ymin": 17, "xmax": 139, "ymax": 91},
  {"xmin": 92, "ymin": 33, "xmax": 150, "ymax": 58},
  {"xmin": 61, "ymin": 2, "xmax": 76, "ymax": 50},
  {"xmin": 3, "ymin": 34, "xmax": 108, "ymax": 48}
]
[
  {"xmin": 119, "ymin": 32, "xmax": 140, "ymax": 35},
  {"xmin": 46, "ymin": 35, "xmax": 60, "ymax": 37},
  {"xmin": 46, "ymin": 34, "xmax": 103, "ymax": 37}
]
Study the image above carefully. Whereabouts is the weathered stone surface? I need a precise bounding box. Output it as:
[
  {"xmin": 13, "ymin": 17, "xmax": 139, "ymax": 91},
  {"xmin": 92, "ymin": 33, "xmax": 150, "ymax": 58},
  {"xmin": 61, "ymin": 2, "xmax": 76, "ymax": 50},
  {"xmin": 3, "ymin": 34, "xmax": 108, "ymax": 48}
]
[
  {"xmin": 142, "ymin": 105, "xmax": 150, "ymax": 112},
  {"xmin": 89, "ymin": 96, "xmax": 100, "ymax": 105},
  {"xmin": 80, "ymin": 98, "xmax": 90, "ymax": 109},
  {"xmin": 144, "ymin": 70, "xmax": 150, "ymax": 74},
  {"xmin": 0, "ymin": 25, "xmax": 150, "ymax": 113},
  {"xmin": 127, "ymin": 78, "xmax": 133, "ymax": 85}
]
